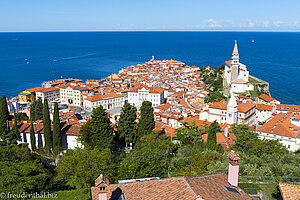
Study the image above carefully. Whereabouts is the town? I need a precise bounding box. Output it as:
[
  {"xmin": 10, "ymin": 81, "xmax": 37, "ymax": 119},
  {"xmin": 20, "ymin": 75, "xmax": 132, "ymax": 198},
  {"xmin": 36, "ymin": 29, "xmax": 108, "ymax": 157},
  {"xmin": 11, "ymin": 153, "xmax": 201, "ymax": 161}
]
[
  {"xmin": 1, "ymin": 41, "xmax": 299, "ymax": 200},
  {"xmin": 5, "ymin": 41, "xmax": 300, "ymax": 152}
]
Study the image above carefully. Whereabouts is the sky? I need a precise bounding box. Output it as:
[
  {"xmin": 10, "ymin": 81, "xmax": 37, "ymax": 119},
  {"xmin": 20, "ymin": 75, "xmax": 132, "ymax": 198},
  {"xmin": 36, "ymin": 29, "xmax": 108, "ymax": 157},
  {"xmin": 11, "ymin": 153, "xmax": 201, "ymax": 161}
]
[{"xmin": 1, "ymin": 0, "xmax": 300, "ymax": 32}]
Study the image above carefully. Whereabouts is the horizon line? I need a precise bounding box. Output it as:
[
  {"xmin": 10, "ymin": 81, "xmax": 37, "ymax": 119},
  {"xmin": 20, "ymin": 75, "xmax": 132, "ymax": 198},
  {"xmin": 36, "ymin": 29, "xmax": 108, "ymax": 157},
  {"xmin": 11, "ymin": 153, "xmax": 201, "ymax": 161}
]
[{"xmin": 2, "ymin": 29, "xmax": 300, "ymax": 33}]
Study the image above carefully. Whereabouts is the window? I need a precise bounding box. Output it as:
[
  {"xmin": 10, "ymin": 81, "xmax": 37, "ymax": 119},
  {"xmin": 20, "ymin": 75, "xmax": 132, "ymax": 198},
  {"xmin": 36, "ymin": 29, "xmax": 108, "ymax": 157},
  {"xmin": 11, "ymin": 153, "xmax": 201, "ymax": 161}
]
[{"xmin": 288, "ymin": 145, "xmax": 290, "ymax": 149}]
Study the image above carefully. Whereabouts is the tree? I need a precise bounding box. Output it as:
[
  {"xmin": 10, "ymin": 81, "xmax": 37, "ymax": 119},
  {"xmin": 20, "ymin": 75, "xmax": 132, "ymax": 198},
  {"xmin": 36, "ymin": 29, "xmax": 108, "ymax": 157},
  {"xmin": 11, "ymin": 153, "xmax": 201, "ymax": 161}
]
[
  {"xmin": 79, "ymin": 105, "xmax": 113, "ymax": 149},
  {"xmin": 232, "ymin": 124, "xmax": 287, "ymax": 157},
  {"xmin": 53, "ymin": 102, "xmax": 62, "ymax": 154},
  {"xmin": 35, "ymin": 98, "xmax": 43, "ymax": 120},
  {"xmin": 206, "ymin": 121, "xmax": 220, "ymax": 150},
  {"xmin": 190, "ymin": 152, "xmax": 223, "ymax": 174},
  {"xmin": 137, "ymin": 101, "xmax": 155, "ymax": 137},
  {"xmin": 118, "ymin": 133, "xmax": 175, "ymax": 180},
  {"xmin": 118, "ymin": 103, "xmax": 137, "ymax": 147},
  {"xmin": 30, "ymin": 121, "xmax": 36, "ymax": 151},
  {"xmin": 176, "ymin": 121, "xmax": 205, "ymax": 145},
  {"xmin": 30, "ymin": 100, "xmax": 36, "ymax": 121},
  {"xmin": 8, "ymin": 112, "xmax": 20, "ymax": 145},
  {"xmin": 0, "ymin": 95, "xmax": 9, "ymax": 141},
  {"xmin": 0, "ymin": 144, "xmax": 53, "ymax": 195},
  {"xmin": 43, "ymin": 99, "xmax": 52, "ymax": 153},
  {"xmin": 56, "ymin": 148, "xmax": 116, "ymax": 188},
  {"xmin": 204, "ymin": 91, "xmax": 227, "ymax": 103}
]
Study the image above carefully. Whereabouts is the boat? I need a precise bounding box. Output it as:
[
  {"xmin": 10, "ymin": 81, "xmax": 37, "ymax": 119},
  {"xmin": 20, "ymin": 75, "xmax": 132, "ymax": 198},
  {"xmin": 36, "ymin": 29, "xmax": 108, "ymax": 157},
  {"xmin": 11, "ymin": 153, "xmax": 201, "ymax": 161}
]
[
  {"xmin": 53, "ymin": 60, "xmax": 57, "ymax": 62},
  {"xmin": 252, "ymin": 40, "xmax": 255, "ymax": 43}
]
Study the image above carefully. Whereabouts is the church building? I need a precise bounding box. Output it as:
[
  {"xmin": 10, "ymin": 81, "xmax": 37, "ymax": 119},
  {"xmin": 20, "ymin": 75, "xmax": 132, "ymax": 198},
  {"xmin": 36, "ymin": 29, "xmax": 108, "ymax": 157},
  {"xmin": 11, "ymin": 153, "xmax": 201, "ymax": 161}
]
[{"xmin": 223, "ymin": 41, "xmax": 254, "ymax": 93}]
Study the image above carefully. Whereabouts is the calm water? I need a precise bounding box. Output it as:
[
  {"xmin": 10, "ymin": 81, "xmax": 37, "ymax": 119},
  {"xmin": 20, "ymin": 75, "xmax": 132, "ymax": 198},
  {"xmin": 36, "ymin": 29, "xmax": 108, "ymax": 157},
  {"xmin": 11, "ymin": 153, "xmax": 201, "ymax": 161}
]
[{"xmin": 0, "ymin": 32, "xmax": 299, "ymax": 105}]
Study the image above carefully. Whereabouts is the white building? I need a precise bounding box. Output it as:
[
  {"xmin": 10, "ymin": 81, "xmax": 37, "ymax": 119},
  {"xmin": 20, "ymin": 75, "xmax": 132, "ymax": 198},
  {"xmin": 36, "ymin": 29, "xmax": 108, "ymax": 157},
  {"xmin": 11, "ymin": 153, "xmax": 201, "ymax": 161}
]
[
  {"xmin": 7, "ymin": 101, "xmax": 20, "ymax": 112},
  {"xmin": 223, "ymin": 41, "xmax": 254, "ymax": 93},
  {"xmin": 257, "ymin": 113, "xmax": 300, "ymax": 152},
  {"xmin": 128, "ymin": 85, "xmax": 164, "ymax": 108},
  {"xmin": 83, "ymin": 92, "xmax": 125, "ymax": 112},
  {"xmin": 58, "ymin": 83, "xmax": 89, "ymax": 107},
  {"xmin": 35, "ymin": 87, "xmax": 60, "ymax": 103},
  {"xmin": 199, "ymin": 94, "xmax": 256, "ymax": 125},
  {"xmin": 256, "ymin": 104, "xmax": 274, "ymax": 123},
  {"xmin": 18, "ymin": 122, "xmax": 82, "ymax": 150},
  {"xmin": 257, "ymin": 94, "xmax": 280, "ymax": 106}
]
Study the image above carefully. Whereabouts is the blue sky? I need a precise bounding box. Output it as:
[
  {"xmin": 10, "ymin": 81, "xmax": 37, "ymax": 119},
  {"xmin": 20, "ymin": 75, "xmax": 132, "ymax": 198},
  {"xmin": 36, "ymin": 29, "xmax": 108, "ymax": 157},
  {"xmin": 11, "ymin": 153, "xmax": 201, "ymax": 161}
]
[{"xmin": 1, "ymin": 0, "xmax": 300, "ymax": 31}]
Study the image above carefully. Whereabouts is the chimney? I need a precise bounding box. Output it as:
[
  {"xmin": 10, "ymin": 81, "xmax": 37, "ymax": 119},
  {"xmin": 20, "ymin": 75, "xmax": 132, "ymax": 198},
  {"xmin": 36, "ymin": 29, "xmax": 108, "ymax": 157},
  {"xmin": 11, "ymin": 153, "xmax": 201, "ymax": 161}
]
[
  {"xmin": 227, "ymin": 151, "xmax": 241, "ymax": 187},
  {"xmin": 92, "ymin": 174, "xmax": 109, "ymax": 200}
]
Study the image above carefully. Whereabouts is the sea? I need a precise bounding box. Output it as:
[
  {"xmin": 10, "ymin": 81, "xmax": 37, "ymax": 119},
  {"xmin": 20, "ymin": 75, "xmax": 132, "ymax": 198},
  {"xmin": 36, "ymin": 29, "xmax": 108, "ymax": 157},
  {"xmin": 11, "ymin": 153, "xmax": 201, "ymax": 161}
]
[{"xmin": 0, "ymin": 31, "xmax": 299, "ymax": 105}]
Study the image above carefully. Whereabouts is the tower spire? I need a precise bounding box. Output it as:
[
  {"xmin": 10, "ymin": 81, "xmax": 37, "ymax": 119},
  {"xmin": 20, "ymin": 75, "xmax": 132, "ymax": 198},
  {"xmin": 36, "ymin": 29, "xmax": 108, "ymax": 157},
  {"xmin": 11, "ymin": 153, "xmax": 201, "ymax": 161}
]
[
  {"xmin": 232, "ymin": 40, "xmax": 239, "ymax": 61},
  {"xmin": 226, "ymin": 91, "xmax": 238, "ymax": 124},
  {"xmin": 230, "ymin": 40, "xmax": 240, "ymax": 82}
]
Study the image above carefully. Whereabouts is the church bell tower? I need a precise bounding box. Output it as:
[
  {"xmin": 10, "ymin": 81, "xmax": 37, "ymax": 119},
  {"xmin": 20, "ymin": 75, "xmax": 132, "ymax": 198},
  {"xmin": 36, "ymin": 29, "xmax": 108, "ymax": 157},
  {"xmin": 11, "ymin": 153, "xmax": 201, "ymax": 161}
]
[
  {"xmin": 226, "ymin": 92, "xmax": 238, "ymax": 124},
  {"xmin": 230, "ymin": 40, "xmax": 239, "ymax": 82}
]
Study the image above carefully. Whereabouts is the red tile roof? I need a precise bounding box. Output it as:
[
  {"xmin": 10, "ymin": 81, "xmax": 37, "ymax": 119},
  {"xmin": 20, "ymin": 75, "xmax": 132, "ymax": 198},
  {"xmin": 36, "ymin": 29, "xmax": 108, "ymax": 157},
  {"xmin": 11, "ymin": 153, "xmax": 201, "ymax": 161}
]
[
  {"xmin": 84, "ymin": 93, "xmax": 123, "ymax": 102},
  {"xmin": 279, "ymin": 183, "xmax": 300, "ymax": 200},
  {"xmin": 258, "ymin": 113, "xmax": 300, "ymax": 138},
  {"xmin": 257, "ymin": 104, "xmax": 273, "ymax": 111},
  {"xmin": 258, "ymin": 94, "xmax": 276, "ymax": 102},
  {"xmin": 237, "ymin": 103, "xmax": 256, "ymax": 113},
  {"xmin": 92, "ymin": 173, "xmax": 251, "ymax": 200}
]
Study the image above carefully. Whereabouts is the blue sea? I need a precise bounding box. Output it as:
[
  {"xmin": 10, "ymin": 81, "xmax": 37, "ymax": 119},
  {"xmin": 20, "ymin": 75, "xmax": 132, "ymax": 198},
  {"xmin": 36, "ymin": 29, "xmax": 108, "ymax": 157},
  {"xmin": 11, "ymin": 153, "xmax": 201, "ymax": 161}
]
[{"xmin": 0, "ymin": 32, "xmax": 299, "ymax": 105}]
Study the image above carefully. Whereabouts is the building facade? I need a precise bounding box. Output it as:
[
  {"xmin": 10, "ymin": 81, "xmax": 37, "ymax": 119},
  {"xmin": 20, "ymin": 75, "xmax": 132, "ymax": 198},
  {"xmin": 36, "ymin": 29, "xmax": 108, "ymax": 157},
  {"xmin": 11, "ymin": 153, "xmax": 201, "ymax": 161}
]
[
  {"xmin": 83, "ymin": 93, "xmax": 125, "ymax": 112},
  {"xmin": 59, "ymin": 84, "xmax": 89, "ymax": 107},
  {"xmin": 128, "ymin": 85, "xmax": 164, "ymax": 108},
  {"xmin": 35, "ymin": 87, "xmax": 60, "ymax": 103}
]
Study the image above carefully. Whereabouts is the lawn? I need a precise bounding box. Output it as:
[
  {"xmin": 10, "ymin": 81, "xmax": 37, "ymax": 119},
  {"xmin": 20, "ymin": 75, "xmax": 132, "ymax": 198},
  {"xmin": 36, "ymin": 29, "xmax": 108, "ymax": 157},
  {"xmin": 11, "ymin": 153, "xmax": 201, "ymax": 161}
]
[
  {"xmin": 39, "ymin": 188, "xmax": 91, "ymax": 200},
  {"xmin": 258, "ymin": 183, "xmax": 277, "ymax": 200}
]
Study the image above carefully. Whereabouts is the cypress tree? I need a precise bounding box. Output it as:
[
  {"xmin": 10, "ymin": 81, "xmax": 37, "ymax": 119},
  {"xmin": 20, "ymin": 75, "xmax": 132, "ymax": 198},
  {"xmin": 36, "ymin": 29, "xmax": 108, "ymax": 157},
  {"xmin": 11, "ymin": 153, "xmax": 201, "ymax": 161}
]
[
  {"xmin": 137, "ymin": 101, "xmax": 155, "ymax": 137},
  {"xmin": 30, "ymin": 100, "xmax": 36, "ymax": 121},
  {"xmin": 118, "ymin": 103, "xmax": 137, "ymax": 147},
  {"xmin": 0, "ymin": 95, "xmax": 9, "ymax": 141},
  {"xmin": 79, "ymin": 105, "xmax": 113, "ymax": 149},
  {"xmin": 53, "ymin": 102, "xmax": 62, "ymax": 154},
  {"xmin": 8, "ymin": 112, "xmax": 20, "ymax": 145},
  {"xmin": 35, "ymin": 98, "xmax": 43, "ymax": 120},
  {"xmin": 206, "ymin": 120, "xmax": 221, "ymax": 150},
  {"xmin": 30, "ymin": 120, "xmax": 36, "ymax": 151},
  {"xmin": 43, "ymin": 99, "xmax": 52, "ymax": 153}
]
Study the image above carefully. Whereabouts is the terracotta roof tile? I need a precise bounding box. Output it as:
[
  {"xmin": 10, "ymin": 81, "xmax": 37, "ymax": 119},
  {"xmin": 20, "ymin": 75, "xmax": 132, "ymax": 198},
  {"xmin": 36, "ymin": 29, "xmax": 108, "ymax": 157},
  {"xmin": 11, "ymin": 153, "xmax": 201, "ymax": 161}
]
[
  {"xmin": 259, "ymin": 94, "xmax": 276, "ymax": 102},
  {"xmin": 279, "ymin": 183, "xmax": 300, "ymax": 200}
]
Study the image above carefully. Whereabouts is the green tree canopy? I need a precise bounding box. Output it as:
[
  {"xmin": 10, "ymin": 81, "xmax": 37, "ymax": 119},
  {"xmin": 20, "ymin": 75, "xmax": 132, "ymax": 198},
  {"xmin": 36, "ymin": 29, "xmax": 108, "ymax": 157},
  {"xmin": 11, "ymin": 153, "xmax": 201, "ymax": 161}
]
[
  {"xmin": 30, "ymin": 121, "xmax": 36, "ymax": 151},
  {"xmin": 43, "ymin": 99, "xmax": 52, "ymax": 153},
  {"xmin": 30, "ymin": 100, "xmax": 36, "ymax": 121},
  {"xmin": 118, "ymin": 133, "xmax": 175, "ymax": 180},
  {"xmin": 232, "ymin": 124, "xmax": 287, "ymax": 157},
  {"xmin": 30, "ymin": 98, "xmax": 43, "ymax": 121},
  {"xmin": 56, "ymin": 148, "xmax": 116, "ymax": 188},
  {"xmin": 0, "ymin": 143, "xmax": 53, "ymax": 195},
  {"xmin": 118, "ymin": 103, "xmax": 137, "ymax": 147},
  {"xmin": 53, "ymin": 102, "xmax": 62, "ymax": 154},
  {"xmin": 206, "ymin": 121, "xmax": 221, "ymax": 151},
  {"xmin": 175, "ymin": 121, "xmax": 206, "ymax": 145},
  {"xmin": 8, "ymin": 112, "xmax": 20, "ymax": 145},
  {"xmin": 137, "ymin": 101, "xmax": 155, "ymax": 136},
  {"xmin": 35, "ymin": 98, "xmax": 43, "ymax": 120},
  {"xmin": 79, "ymin": 105, "xmax": 113, "ymax": 149},
  {"xmin": 204, "ymin": 91, "xmax": 227, "ymax": 103},
  {"xmin": 0, "ymin": 95, "xmax": 9, "ymax": 141}
]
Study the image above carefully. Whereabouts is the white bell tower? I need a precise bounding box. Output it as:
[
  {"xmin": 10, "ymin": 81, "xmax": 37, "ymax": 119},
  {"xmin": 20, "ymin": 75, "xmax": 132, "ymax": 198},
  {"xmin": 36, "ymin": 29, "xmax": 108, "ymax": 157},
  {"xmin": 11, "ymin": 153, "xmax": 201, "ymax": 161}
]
[
  {"xmin": 226, "ymin": 92, "xmax": 238, "ymax": 124},
  {"xmin": 230, "ymin": 40, "xmax": 240, "ymax": 82}
]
